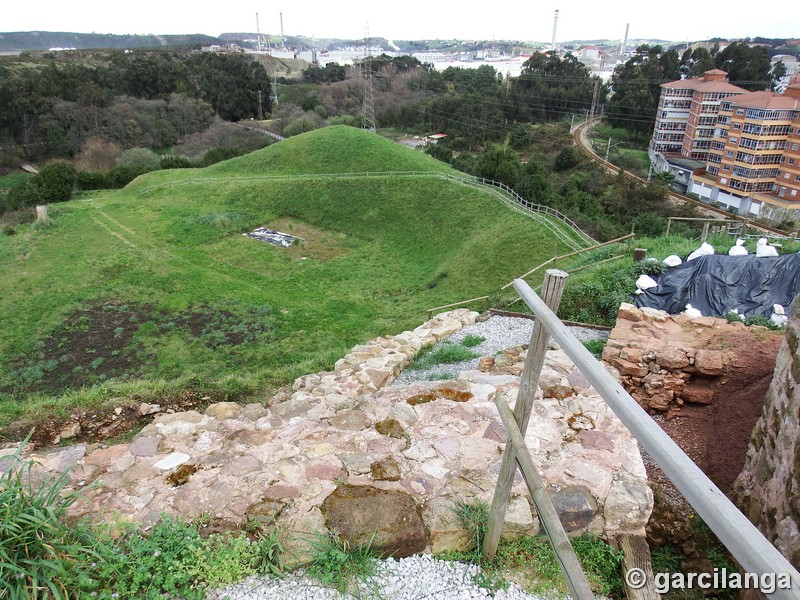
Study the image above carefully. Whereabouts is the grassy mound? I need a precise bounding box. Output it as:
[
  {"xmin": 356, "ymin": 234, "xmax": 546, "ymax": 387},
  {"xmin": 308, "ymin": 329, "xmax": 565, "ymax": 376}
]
[{"xmin": 0, "ymin": 126, "xmax": 585, "ymax": 432}]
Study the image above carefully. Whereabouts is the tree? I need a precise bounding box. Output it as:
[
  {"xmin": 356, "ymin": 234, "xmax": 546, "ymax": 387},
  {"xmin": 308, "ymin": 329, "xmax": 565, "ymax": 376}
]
[
  {"xmin": 715, "ymin": 42, "xmax": 772, "ymax": 91},
  {"xmin": 680, "ymin": 47, "xmax": 717, "ymax": 78},
  {"xmin": 606, "ymin": 45, "xmax": 681, "ymax": 139},
  {"xmin": 512, "ymin": 52, "xmax": 605, "ymax": 122}
]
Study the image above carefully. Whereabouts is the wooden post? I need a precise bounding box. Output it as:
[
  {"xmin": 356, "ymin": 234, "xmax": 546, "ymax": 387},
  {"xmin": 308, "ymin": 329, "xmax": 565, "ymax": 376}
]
[
  {"xmin": 36, "ymin": 205, "xmax": 48, "ymax": 222},
  {"xmin": 495, "ymin": 397, "xmax": 596, "ymax": 599},
  {"xmin": 483, "ymin": 269, "xmax": 568, "ymax": 560},
  {"xmin": 633, "ymin": 248, "xmax": 647, "ymax": 263},
  {"xmin": 665, "ymin": 218, "xmax": 672, "ymax": 236},
  {"xmin": 619, "ymin": 534, "xmax": 660, "ymax": 600},
  {"xmin": 701, "ymin": 221, "xmax": 710, "ymax": 243}
]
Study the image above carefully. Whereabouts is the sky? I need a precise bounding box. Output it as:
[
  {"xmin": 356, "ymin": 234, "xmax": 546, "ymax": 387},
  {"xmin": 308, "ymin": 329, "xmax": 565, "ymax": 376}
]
[{"xmin": 2, "ymin": 0, "xmax": 798, "ymax": 44}]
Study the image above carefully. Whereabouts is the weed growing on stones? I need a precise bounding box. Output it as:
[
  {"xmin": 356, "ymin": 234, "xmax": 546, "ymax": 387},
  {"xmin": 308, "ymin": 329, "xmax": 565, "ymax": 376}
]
[{"xmin": 306, "ymin": 531, "xmax": 383, "ymax": 596}]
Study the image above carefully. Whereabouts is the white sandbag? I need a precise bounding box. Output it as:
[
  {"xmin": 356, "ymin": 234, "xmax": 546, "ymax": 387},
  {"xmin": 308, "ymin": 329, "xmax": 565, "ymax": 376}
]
[
  {"xmin": 687, "ymin": 242, "xmax": 714, "ymax": 261},
  {"xmin": 770, "ymin": 304, "xmax": 788, "ymax": 328},
  {"xmin": 663, "ymin": 255, "xmax": 682, "ymax": 267},
  {"xmin": 683, "ymin": 303, "xmax": 703, "ymax": 318},
  {"xmin": 635, "ymin": 274, "xmax": 658, "ymax": 291},
  {"xmin": 756, "ymin": 237, "xmax": 779, "ymax": 257},
  {"xmin": 728, "ymin": 239, "xmax": 748, "ymax": 256}
]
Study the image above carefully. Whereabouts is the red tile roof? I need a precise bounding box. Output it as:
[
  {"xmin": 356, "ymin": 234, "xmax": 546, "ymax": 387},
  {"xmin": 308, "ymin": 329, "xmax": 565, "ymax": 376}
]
[{"xmin": 728, "ymin": 91, "xmax": 800, "ymax": 110}]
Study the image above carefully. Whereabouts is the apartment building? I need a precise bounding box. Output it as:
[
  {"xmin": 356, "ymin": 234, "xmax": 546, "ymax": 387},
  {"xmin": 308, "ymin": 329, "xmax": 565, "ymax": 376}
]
[
  {"xmin": 688, "ymin": 80, "xmax": 800, "ymax": 219},
  {"xmin": 650, "ymin": 70, "xmax": 747, "ymax": 162}
]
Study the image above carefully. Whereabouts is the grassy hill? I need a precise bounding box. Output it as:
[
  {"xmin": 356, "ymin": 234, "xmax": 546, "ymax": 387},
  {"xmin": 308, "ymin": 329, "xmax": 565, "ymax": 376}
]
[{"xmin": 0, "ymin": 126, "xmax": 591, "ymax": 432}]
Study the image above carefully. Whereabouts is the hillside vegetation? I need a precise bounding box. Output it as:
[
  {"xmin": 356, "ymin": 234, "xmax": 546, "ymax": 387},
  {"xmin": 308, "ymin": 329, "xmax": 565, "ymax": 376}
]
[{"xmin": 0, "ymin": 126, "xmax": 587, "ymax": 433}]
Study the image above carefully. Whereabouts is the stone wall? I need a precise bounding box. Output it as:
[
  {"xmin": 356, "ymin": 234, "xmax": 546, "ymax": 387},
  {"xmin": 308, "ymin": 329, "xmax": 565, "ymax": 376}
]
[
  {"xmin": 0, "ymin": 309, "xmax": 652, "ymax": 564},
  {"xmin": 733, "ymin": 296, "xmax": 800, "ymax": 568},
  {"xmin": 603, "ymin": 303, "xmax": 747, "ymax": 413}
]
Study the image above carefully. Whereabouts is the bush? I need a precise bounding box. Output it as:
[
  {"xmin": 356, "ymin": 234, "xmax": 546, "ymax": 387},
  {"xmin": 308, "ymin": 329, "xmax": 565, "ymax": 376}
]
[
  {"xmin": 200, "ymin": 147, "xmax": 249, "ymax": 166},
  {"xmin": 0, "ymin": 436, "xmax": 97, "ymax": 598},
  {"xmin": 426, "ymin": 143, "xmax": 453, "ymax": 164},
  {"xmin": 160, "ymin": 155, "xmax": 194, "ymax": 169},
  {"xmin": 116, "ymin": 148, "xmax": 161, "ymax": 172},
  {"xmin": 283, "ymin": 116, "xmax": 320, "ymax": 137},
  {"xmin": 632, "ymin": 213, "xmax": 667, "ymax": 237},
  {"xmin": 76, "ymin": 171, "xmax": 111, "ymax": 190}
]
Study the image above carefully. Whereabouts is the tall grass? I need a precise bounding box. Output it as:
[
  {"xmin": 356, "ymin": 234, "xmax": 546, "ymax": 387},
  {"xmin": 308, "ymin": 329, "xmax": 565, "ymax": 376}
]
[{"xmin": 0, "ymin": 436, "xmax": 97, "ymax": 599}]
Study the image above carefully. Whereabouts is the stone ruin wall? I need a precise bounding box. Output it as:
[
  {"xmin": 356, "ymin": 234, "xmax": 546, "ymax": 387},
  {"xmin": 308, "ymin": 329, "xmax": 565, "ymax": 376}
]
[
  {"xmin": 1, "ymin": 308, "xmax": 653, "ymax": 564},
  {"xmin": 601, "ymin": 303, "xmax": 730, "ymax": 414},
  {"xmin": 733, "ymin": 296, "xmax": 800, "ymax": 568},
  {"xmin": 603, "ymin": 301, "xmax": 800, "ymax": 568}
]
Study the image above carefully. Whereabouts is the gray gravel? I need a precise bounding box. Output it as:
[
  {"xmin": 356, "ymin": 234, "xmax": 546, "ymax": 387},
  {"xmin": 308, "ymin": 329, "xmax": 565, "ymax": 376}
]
[
  {"xmin": 393, "ymin": 314, "xmax": 609, "ymax": 385},
  {"xmin": 206, "ymin": 555, "xmax": 552, "ymax": 599}
]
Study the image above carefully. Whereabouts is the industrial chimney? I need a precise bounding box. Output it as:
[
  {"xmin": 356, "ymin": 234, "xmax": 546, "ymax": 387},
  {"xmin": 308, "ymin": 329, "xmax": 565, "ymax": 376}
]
[{"xmin": 551, "ymin": 9, "xmax": 559, "ymax": 52}]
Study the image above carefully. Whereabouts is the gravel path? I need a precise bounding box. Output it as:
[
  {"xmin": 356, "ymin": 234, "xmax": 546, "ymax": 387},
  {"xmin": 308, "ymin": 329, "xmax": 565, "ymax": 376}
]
[
  {"xmin": 207, "ymin": 555, "xmax": 549, "ymax": 600},
  {"xmin": 393, "ymin": 314, "xmax": 609, "ymax": 385}
]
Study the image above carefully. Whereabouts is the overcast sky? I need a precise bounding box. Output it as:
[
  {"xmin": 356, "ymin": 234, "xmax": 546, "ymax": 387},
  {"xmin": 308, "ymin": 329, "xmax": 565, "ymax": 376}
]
[{"xmin": 3, "ymin": 0, "xmax": 798, "ymax": 44}]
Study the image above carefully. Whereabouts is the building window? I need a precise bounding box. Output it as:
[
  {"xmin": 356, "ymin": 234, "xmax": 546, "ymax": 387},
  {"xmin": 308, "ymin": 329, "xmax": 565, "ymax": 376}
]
[
  {"xmin": 786, "ymin": 173, "xmax": 791, "ymax": 179},
  {"xmin": 720, "ymin": 177, "xmax": 728, "ymax": 184},
  {"xmin": 730, "ymin": 137, "xmax": 738, "ymax": 145},
  {"xmin": 722, "ymin": 165, "xmax": 730, "ymax": 171},
  {"xmin": 790, "ymin": 159, "xmax": 796, "ymax": 166},
  {"xmin": 726, "ymin": 151, "xmax": 734, "ymax": 158},
  {"xmin": 733, "ymin": 123, "xmax": 741, "ymax": 130},
  {"xmin": 793, "ymin": 143, "xmax": 799, "ymax": 151},
  {"xmin": 793, "ymin": 190, "xmax": 798, "ymax": 197}
]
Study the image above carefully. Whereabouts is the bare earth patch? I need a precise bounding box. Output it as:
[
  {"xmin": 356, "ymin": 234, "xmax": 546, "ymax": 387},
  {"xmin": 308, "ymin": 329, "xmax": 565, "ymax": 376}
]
[{"xmin": 267, "ymin": 216, "xmax": 351, "ymax": 261}]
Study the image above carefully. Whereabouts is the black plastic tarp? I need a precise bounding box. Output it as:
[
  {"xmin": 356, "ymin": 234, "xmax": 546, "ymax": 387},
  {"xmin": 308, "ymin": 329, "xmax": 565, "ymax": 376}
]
[{"xmin": 634, "ymin": 253, "xmax": 800, "ymax": 318}]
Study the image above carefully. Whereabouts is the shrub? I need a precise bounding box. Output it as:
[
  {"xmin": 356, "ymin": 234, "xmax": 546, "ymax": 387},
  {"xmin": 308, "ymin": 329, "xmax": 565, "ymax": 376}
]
[
  {"xmin": 75, "ymin": 137, "xmax": 123, "ymax": 172},
  {"xmin": 283, "ymin": 116, "xmax": 320, "ymax": 137},
  {"xmin": 200, "ymin": 147, "xmax": 249, "ymax": 166},
  {"xmin": 76, "ymin": 170, "xmax": 111, "ymax": 190},
  {"xmin": 633, "ymin": 257, "xmax": 667, "ymax": 277},
  {"xmin": 461, "ymin": 334, "xmax": 485, "ymax": 348},
  {"xmin": 160, "ymin": 155, "xmax": 194, "ymax": 169},
  {"xmin": 0, "ymin": 436, "xmax": 97, "ymax": 598},
  {"xmin": 116, "ymin": 148, "xmax": 161, "ymax": 172}
]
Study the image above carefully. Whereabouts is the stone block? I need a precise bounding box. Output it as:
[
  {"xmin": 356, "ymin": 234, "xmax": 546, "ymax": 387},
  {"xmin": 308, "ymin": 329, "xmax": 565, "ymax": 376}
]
[
  {"xmin": 694, "ymin": 350, "xmax": 724, "ymax": 376},
  {"xmin": 321, "ymin": 485, "xmax": 428, "ymax": 558},
  {"xmin": 551, "ymin": 486, "xmax": 597, "ymax": 532},
  {"xmin": 422, "ymin": 497, "xmax": 471, "ymax": 554},
  {"xmin": 618, "ymin": 303, "xmax": 642, "ymax": 322},
  {"xmin": 655, "ymin": 348, "xmax": 690, "ymax": 370}
]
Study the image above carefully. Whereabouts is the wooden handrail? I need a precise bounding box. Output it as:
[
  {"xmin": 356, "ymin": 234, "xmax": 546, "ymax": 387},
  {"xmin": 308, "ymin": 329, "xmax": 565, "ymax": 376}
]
[{"xmin": 511, "ymin": 278, "xmax": 800, "ymax": 599}]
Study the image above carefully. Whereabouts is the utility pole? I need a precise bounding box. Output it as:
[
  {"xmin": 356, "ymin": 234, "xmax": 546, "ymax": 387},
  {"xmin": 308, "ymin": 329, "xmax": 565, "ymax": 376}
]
[
  {"xmin": 257, "ymin": 90, "xmax": 263, "ymax": 120},
  {"xmin": 280, "ymin": 12, "xmax": 286, "ymax": 50},
  {"xmin": 589, "ymin": 78, "xmax": 600, "ymax": 122},
  {"xmin": 361, "ymin": 23, "xmax": 376, "ymax": 132},
  {"xmin": 605, "ymin": 137, "xmax": 612, "ymax": 162}
]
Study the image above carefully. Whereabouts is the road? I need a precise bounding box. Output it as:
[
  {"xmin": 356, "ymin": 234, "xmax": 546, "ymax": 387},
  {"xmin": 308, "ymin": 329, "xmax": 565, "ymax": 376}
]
[{"xmin": 571, "ymin": 119, "xmax": 789, "ymax": 237}]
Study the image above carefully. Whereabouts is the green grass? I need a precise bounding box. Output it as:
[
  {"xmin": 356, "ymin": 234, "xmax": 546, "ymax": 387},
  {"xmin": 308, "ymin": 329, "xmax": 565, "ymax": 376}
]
[
  {"xmin": 0, "ymin": 435, "xmax": 99, "ymax": 599},
  {"xmin": 461, "ymin": 334, "xmax": 485, "ymax": 348},
  {"xmin": 0, "ymin": 126, "xmax": 586, "ymax": 433},
  {"xmin": 0, "ymin": 172, "xmax": 31, "ymax": 189},
  {"xmin": 407, "ymin": 342, "xmax": 480, "ymax": 370},
  {"xmin": 306, "ymin": 531, "xmax": 382, "ymax": 596}
]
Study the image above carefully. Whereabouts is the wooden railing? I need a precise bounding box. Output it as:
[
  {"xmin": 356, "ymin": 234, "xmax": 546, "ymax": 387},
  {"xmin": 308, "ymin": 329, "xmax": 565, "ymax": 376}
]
[{"xmin": 482, "ymin": 270, "xmax": 800, "ymax": 600}]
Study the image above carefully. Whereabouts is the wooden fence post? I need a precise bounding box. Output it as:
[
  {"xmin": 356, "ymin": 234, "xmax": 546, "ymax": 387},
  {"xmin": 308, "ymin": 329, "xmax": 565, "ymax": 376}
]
[{"xmin": 483, "ymin": 269, "xmax": 568, "ymax": 560}]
